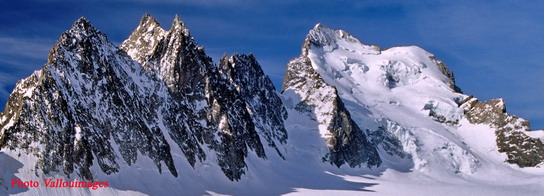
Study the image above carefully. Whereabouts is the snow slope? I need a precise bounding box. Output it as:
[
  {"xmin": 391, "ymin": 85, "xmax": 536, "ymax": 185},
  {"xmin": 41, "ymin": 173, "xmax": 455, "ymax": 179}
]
[{"xmin": 4, "ymin": 108, "xmax": 543, "ymax": 196}]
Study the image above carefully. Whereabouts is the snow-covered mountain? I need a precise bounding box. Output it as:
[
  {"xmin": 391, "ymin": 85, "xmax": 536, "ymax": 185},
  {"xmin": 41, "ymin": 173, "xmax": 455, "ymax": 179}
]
[
  {"xmin": 1, "ymin": 15, "xmax": 544, "ymax": 195},
  {"xmin": 282, "ymin": 23, "xmax": 544, "ymax": 174},
  {"xmin": 0, "ymin": 14, "xmax": 286, "ymax": 191}
]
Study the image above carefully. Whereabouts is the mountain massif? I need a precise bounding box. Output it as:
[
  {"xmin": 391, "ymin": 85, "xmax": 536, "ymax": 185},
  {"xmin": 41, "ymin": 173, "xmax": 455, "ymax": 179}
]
[{"xmin": 1, "ymin": 14, "xmax": 544, "ymax": 195}]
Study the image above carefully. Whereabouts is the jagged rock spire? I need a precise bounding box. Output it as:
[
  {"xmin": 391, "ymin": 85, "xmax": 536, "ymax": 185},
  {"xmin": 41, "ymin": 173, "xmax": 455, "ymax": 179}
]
[
  {"xmin": 170, "ymin": 14, "xmax": 190, "ymax": 36},
  {"xmin": 71, "ymin": 17, "xmax": 93, "ymax": 31},
  {"xmin": 121, "ymin": 14, "xmax": 270, "ymax": 181},
  {"xmin": 139, "ymin": 13, "xmax": 160, "ymax": 27},
  {"xmin": 219, "ymin": 53, "xmax": 289, "ymax": 159},
  {"xmin": 64, "ymin": 17, "xmax": 106, "ymax": 39},
  {"xmin": 172, "ymin": 14, "xmax": 184, "ymax": 27},
  {"xmin": 48, "ymin": 17, "xmax": 113, "ymax": 68},
  {"xmin": 121, "ymin": 14, "xmax": 166, "ymax": 64}
]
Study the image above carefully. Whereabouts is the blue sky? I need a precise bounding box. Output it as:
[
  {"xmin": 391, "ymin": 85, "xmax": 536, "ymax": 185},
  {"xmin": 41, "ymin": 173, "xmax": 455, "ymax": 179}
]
[{"xmin": 0, "ymin": 0, "xmax": 543, "ymax": 129}]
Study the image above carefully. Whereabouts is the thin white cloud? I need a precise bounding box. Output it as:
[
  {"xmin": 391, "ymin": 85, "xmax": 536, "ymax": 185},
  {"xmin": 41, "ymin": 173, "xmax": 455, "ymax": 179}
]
[
  {"xmin": 0, "ymin": 71, "xmax": 21, "ymax": 110},
  {"xmin": 0, "ymin": 37, "xmax": 54, "ymax": 60}
]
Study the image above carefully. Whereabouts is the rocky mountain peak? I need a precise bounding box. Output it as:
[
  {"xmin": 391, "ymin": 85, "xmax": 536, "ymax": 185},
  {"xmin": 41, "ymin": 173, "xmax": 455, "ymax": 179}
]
[
  {"xmin": 65, "ymin": 17, "xmax": 103, "ymax": 39},
  {"xmin": 222, "ymin": 53, "xmax": 258, "ymax": 71},
  {"xmin": 60, "ymin": 17, "xmax": 108, "ymax": 45},
  {"xmin": 139, "ymin": 13, "xmax": 160, "ymax": 27},
  {"xmin": 170, "ymin": 14, "xmax": 190, "ymax": 37},
  {"xmin": 72, "ymin": 17, "xmax": 93, "ymax": 30},
  {"xmin": 172, "ymin": 14, "xmax": 183, "ymax": 26},
  {"xmin": 307, "ymin": 23, "xmax": 338, "ymax": 45},
  {"xmin": 301, "ymin": 23, "xmax": 337, "ymax": 55},
  {"xmin": 48, "ymin": 17, "xmax": 115, "ymax": 69},
  {"xmin": 306, "ymin": 23, "xmax": 366, "ymax": 46},
  {"xmin": 121, "ymin": 14, "xmax": 166, "ymax": 64},
  {"xmin": 302, "ymin": 23, "xmax": 379, "ymax": 56}
]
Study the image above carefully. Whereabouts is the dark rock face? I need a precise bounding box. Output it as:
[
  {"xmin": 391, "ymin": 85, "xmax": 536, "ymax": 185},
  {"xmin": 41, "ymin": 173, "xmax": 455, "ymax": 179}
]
[
  {"xmin": 430, "ymin": 56, "xmax": 462, "ymax": 93},
  {"xmin": 121, "ymin": 15, "xmax": 269, "ymax": 181},
  {"xmin": 0, "ymin": 15, "xmax": 284, "ymax": 182},
  {"xmin": 219, "ymin": 54, "xmax": 288, "ymax": 158},
  {"xmin": 0, "ymin": 18, "xmax": 181, "ymax": 180},
  {"xmin": 462, "ymin": 98, "xmax": 544, "ymax": 167},
  {"xmin": 282, "ymin": 54, "xmax": 381, "ymax": 168},
  {"xmin": 325, "ymin": 96, "xmax": 381, "ymax": 167}
]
